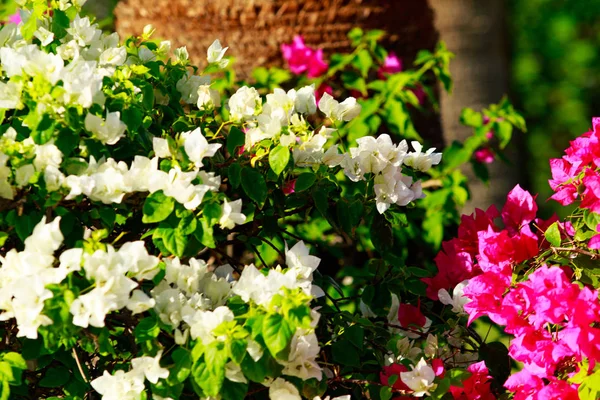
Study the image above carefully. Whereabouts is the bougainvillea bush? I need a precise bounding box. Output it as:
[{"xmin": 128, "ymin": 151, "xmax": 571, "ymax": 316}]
[{"xmin": 0, "ymin": 1, "xmax": 542, "ymax": 400}]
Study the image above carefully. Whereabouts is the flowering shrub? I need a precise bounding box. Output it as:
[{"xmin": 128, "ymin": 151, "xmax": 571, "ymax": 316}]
[
  {"xmin": 0, "ymin": 1, "xmax": 532, "ymax": 400},
  {"xmin": 424, "ymin": 118, "xmax": 600, "ymax": 400}
]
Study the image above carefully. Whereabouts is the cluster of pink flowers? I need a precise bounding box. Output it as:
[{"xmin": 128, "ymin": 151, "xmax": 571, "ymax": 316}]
[
  {"xmin": 281, "ymin": 35, "xmax": 329, "ymax": 78},
  {"xmin": 424, "ymin": 158, "xmax": 600, "ymax": 398},
  {"xmin": 549, "ymin": 117, "xmax": 600, "ymax": 247}
]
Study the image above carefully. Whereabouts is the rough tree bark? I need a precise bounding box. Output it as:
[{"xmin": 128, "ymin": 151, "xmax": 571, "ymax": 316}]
[
  {"xmin": 429, "ymin": 0, "xmax": 523, "ymax": 212},
  {"xmin": 114, "ymin": 0, "xmax": 444, "ymax": 146}
]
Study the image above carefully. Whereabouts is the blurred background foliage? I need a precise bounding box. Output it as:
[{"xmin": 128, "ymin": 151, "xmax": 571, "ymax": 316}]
[{"xmin": 509, "ymin": 0, "xmax": 600, "ymax": 216}]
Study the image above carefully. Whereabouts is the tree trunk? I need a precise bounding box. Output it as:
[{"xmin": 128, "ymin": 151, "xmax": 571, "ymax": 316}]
[{"xmin": 430, "ymin": 0, "xmax": 522, "ymax": 212}]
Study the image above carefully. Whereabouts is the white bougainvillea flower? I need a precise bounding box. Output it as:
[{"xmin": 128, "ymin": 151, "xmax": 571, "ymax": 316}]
[
  {"xmin": 282, "ymin": 330, "xmax": 322, "ymax": 381},
  {"xmin": 84, "ymin": 111, "xmax": 127, "ymax": 145},
  {"xmin": 285, "ymin": 241, "xmax": 320, "ymax": 280},
  {"xmin": 268, "ymin": 378, "xmax": 301, "ymax": 400},
  {"xmin": 130, "ymin": 351, "xmax": 170, "ymax": 384},
  {"xmin": 400, "ymin": 358, "xmax": 437, "ymax": 397},
  {"xmin": 181, "ymin": 127, "xmax": 222, "ymax": 168},
  {"xmin": 318, "ymin": 93, "xmax": 361, "ymax": 122},
  {"xmin": 228, "ymin": 86, "xmax": 260, "ymax": 121},
  {"xmin": 219, "ymin": 198, "xmax": 246, "ymax": 230},
  {"xmin": 403, "ymin": 141, "xmax": 442, "ymax": 172},
  {"xmin": 207, "ymin": 39, "xmax": 229, "ymax": 68},
  {"xmin": 152, "ymin": 137, "xmax": 171, "ymax": 158},
  {"xmin": 90, "ymin": 370, "xmax": 145, "ymax": 400},
  {"xmin": 438, "ymin": 279, "xmax": 471, "ymax": 315}
]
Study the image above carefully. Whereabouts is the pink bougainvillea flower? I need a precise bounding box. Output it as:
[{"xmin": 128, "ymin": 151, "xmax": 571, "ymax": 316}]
[
  {"xmin": 281, "ymin": 35, "xmax": 328, "ymax": 78},
  {"xmin": 521, "ymin": 265, "xmax": 578, "ymax": 328},
  {"xmin": 378, "ymin": 52, "xmax": 403, "ymax": 78},
  {"xmin": 9, "ymin": 12, "xmax": 21, "ymax": 24},
  {"xmin": 548, "ymin": 158, "xmax": 581, "ymax": 205},
  {"xmin": 456, "ymin": 205, "xmax": 500, "ymax": 254},
  {"xmin": 315, "ymin": 84, "xmax": 333, "ymax": 102},
  {"xmin": 431, "ymin": 358, "xmax": 445, "ymax": 378},
  {"xmin": 282, "ymin": 179, "xmax": 296, "ymax": 195},
  {"xmin": 501, "ymin": 184, "xmax": 538, "ymax": 233},
  {"xmin": 307, "ymin": 48, "xmax": 329, "ymax": 78},
  {"xmin": 397, "ymin": 303, "xmax": 427, "ymax": 329},
  {"xmin": 463, "ymin": 272, "xmax": 510, "ymax": 325},
  {"xmin": 449, "ymin": 361, "xmax": 495, "ymax": 400},
  {"xmin": 474, "ymin": 147, "xmax": 495, "ymax": 164},
  {"xmin": 411, "ymin": 85, "xmax": 427, "ymax": 105},
  {"xmin": 476, "ymin": 227, "xmax": 515, "ymax": 274},
  {"xmin": 580, "ymin": 168, "xmax": 600, "ymax": 213},
  {"xmin": 422, "ymin": 239, "xmax": 475, "ymax": 300},
  {"xmin": 504, "ymin": 370, "xmax": 545, "ymax": 400},
  {"xmin": 380, "ymin": 363, "xmax": 412, "ymax": 391},
  {"xmin": 589, "ymin": 223, "xmax": 600, "ymax": 249}
]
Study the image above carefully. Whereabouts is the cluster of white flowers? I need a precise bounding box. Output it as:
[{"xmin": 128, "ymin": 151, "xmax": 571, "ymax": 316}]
[
  {"xmin": 70, "ymin": 241, "xmax": 160, "ymax": 328},
  {"xmin": 345, "ymin": 135, "xmax": 441, "ymax": 213},
  {"xmin": 0, "ymin": 12, "xmax": 123, "ymax": 110},
  {"xmin": 219, "ymin": 85, "xmax": 441, "ymax": 214},
  {"xmin": 91, "ymin": 351, "xmax": 169, "ymax": 400},
  {"xmin": 0, "ymin": 217, "xmax": 74, "ymax": 338},
  {"xmin": 233, "ymin": 241, "xmax": 324, "ymax": 306},
  {"xmin": 150, "ymin": 257, "xmax": 234, "ymax": 341}
]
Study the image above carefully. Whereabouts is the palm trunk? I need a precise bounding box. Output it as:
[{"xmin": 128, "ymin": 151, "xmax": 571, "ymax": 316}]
[{"xmin": 430, "ymin": 0, "xmax": 522, "ymax": 212}]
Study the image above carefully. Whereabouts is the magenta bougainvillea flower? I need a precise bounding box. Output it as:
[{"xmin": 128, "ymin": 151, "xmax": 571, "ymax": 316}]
[
  {"xmin": 281, "ymin": 35, "xmax": 328, "ymax": 78},
  {"xmin": 378, "ymin": 52, "xmax": 403, "ymax": 78},
  {"xmin": 8, "ymin": 11, "xmax": 21, "ymax": 25}
]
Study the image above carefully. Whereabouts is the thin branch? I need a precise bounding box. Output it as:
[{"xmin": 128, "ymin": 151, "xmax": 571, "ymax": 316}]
[{"xmin": 72, "ymin": 348, "xmax": 88, "ymax": 383}]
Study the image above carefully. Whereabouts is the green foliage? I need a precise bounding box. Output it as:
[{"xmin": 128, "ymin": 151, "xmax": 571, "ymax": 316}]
[{"xmin": 510, "ymin": 0, "xmax": 600, "ymax": 215}]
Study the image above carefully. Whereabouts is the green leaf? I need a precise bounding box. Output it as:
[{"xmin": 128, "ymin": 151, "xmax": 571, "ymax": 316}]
[
  {"xmin": 199, "ymin": 342, "xmax": 228, "ymax": 396},
  {"xmin": 228, "ymin": 339, "xmax": 247, "ymax": 365},
  {"xmin": 460, "ymin": 108, "xmax": 483, "ymax": 127},
  {"xmin": 341, "ymin": 71, "xmax": 367, "ymax": 95},
  {"xmin": 227, "ymin": 127, "xmax": 245, "ymax": 155},
  {"xmin": 479, "ymin": 341, "xmax": 510, "ymax": 386},
  {"xmin": 133, "ymin": 317, "xmax": 160, "ymax": 343},
  {"xmin": 0, "ymin": 232, "xmax": 8, "ymax": 247},
  {"xmin": 168, "ymin": 348, "xmax": 192, "ymax": 385},
  {"xmin": 51, "ymin": 9, "xmax": 70, "ymax": 40},
  {"xmin": 353, "ymin": 49, "xmax": 373, "ymax": 78},
  {"xmin": 228, "ymin": 163, "xmax": 242, "ymax": 189},
  {"xmin": 370, "ymin": 214, "xmax": 393, "ymax": 253},
  {"xmin": 345, "ymin": 325, "xmax": 364, "ymax": 350},
  {"xmin": 544, "ymin": 221, "xmax": 562, "ymax": 247},
  {"xmin": 241, "ymin": 167, "xmax": 268, "ymax": 207},
  {"xmin": 295, "ymin": 172, "xmax": 317, "ymax": 192},
  {"xmin": 160, "ymin": 226, "xmax": 188, "ymax": 257},
  {"xmin": 332, "ymin": 339, "xmax": 360, "ymax": 368},
  {"xmin": 495, "ymin": 120, "xmax": 513, "ymax": 149},
  {"xmin": 241, "ymin": 353, "xmax": 281, "ymax": 383},
  {"xmin": 336, "ymin": 198, "xmax": 364, "ymax": 235},
  {"xmin": 584, "ymin": 211, "xmax": 600, "ymax": 231},
  {"xmin": 1, "ymin": 354, "xmax": 26, "ymax": 371},
  {"xmin": 177, "ymin": 210, "xmax": 198, "ymax": 235},
  {"xmin": 430, "ymin": 377, "xmax": 451, "ymax": 400},
  {"xmin": 195, "ymin": 218, "xmax": 216, "ymax": 248},
  {"xmin": 39, "ymin": 366, "xmax": 70, "ymax": 388},
  {"xmin": 201, "ymin": 202, "xmax": 221, "ymax": 226},
  {"xmin": 262, "ymin": 313, "xmax": 293, "ymax": 359},
  {"xmin": 143, "ymin": 191, "xmax": 175, "ymax": 223},
  {"xmin": 140, "ymin": 82, "xmax": 155, "ymax": 110},
  {"xmin": 221, "ymin": 380, "xmax": 248, "ymax": 400},
  {"xmin": 269, "ymin": 145, "xmax": 290, "ymax": 176}
]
